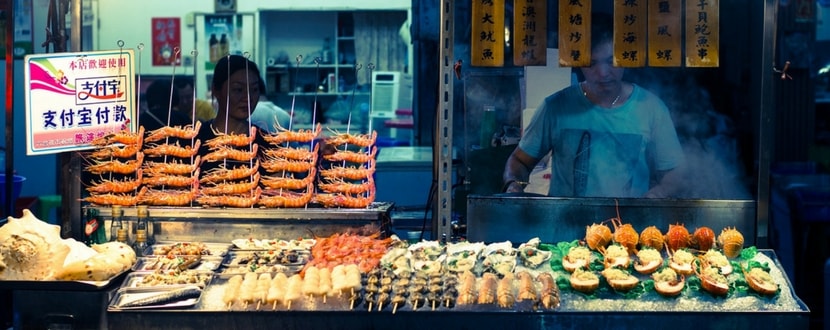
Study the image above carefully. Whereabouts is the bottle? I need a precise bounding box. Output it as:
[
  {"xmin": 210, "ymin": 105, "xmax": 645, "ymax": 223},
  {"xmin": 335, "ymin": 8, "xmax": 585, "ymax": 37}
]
[
  {"xmin": 322, "ymin": 38, "xmax": 332, "ymax": 64},
  {"xmin": 219, "ymin": 34, "xmax": 229, "ymax": 59},
  {"xmin": 83, "ymin": 207, "xmax": 106, "ymax": 246},
  {"xmin": 209, "ymin": 34, "xmax": 219, "ymax": 63},
  {"xmin": 480, "ymin": 106, "xmax": 497, "ymax": 148},
  {"xmin": 132, "ymin": 205, "xmax": 149, "ymax": 256},
  {"xmin": 110, "ymin": 205, "xmax": 128, "ymax": 244}
]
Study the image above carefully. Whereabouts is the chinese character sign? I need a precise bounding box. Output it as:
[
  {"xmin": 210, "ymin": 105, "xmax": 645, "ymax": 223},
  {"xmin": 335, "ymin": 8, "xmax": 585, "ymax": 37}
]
[
  {"xmin": 152, "ymin": 17, "xmax": 181, "ymax": 66},
  {"xmin": 648, "ymin": 0, "xmax": 682, "ymax": 67},
  {"xmin": 558, "ymin": 0, "xmax": 592, "ymax": 67},
  {"xmin": 513, "ymin": 0, "xmax": 547, "ymax": 66},
  {"xmin": 614, "ymin": 0, "xmax": 647, "ymax": 67},
  {"xmin": 24, "ymin": 50, "xmax": 136, "ymax": 155},
  {"xmin": 471, "ymin": 0, "xmax": 505, "ymax": 67},
  {"xmin": 685, "ymin": 0, "xmax": 719, "ymax": 67}
]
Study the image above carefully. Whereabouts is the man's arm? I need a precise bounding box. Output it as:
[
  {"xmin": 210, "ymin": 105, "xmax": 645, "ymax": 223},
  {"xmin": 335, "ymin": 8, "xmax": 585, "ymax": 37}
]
[
  {"xmin": 503, "ymin": 147, "xmax": 541, "ymax": 193},
  {"xmin": 644, "ymin": 165, "xmax": 686, "ymax": 198}
]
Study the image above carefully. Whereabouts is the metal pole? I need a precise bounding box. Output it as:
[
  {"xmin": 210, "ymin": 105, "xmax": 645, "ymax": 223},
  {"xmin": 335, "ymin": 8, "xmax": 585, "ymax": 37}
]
[
  {"xmin": 434, "ymin": 0, "xmax": 454, "ymax": 242},
  {"xmin": 61, "ymin": 0, "xmax": 83, "ymax": 239},
  {"xmin": 3, "ymin": 0, "xmax": 15, "ymax": 220},
  {"xmin": 755, "ymin": 0, "xmax": 778, "ymax": 248}
]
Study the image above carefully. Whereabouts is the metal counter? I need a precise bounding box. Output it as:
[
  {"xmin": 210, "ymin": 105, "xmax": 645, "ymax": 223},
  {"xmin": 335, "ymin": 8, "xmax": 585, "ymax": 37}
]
[
  {"xmin": 466, "ymin": 196, "xmax": 757, "ymax": 246},
  {"xmin": 104, "ymin": 250, "xmax": 808, "ymax": 330}
]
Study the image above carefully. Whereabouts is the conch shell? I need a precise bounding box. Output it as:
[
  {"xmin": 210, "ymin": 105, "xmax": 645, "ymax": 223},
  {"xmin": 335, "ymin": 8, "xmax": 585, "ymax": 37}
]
[{"xmin": 0, "ymin": 209, "xmax": 70, "ymax": 280}]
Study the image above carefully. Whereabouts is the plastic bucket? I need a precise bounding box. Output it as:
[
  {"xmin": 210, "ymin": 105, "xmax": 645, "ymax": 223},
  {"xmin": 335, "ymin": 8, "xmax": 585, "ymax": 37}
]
[{"xmin": 0, "ymin": 174, "xmax": 25, "ymax": 205}]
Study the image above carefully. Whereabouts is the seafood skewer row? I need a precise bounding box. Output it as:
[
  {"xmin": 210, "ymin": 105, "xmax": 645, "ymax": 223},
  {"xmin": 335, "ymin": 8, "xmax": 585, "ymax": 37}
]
[
  {"xmin": 86, "ymin": 152, "xmax": 145, "ymax": 175},
  {"xmin": 86, "ymin": 168, "xmax": 144, "ymax": 194},
  {"xmin": 200, "ymin": 172, "xmax": 261, "ymax": 196},
  {"xmin": 318, "ymin": 159, "xmax": 376, "ymax": 181},
  {"xmin": 196, "ymin": 186, "xmax": 262, "ymax": 208},
  {"xmin": 323, "ymin": 146, "xmax": 377, "ymax": 164},
  {"xmin": 262, "ymin": 143, "xmax": 319, "ymax": 162},
  {"xmin": 258, "ymin": 183, "xmax": 314, "ymax": 208},
  {"xmin": 317, "ymin": 176, "xmax": 374, "ymax": 195},
  {"xmin": 261, "ymin": 123, "xmax": 322, "ymax": 145},
  {"xmin": 260, "ymin": 167, "xmax": 316, "ymax": 190},
  {"xmin": 142, "ymin": 169, "xmax": 200, "ymax": 188},
  {"xmin": 90, "ymin": 126, "xmax": 145, "ymax": 146},
  {"xmin": 141, "ymin": 184, "xmax": 199, "ymax": 206},
  {"xmin": 202, "ymin": 144, "xmax": 259, "ymax": 163},
  {"xmin": 200, "ymin": 159, "xmax": 260, "ymax": 184},
  {"xmin": 88, "ymin": 143, "xmax": 140, "ymax": 159},
  {"xmin": 204, "ymin": 126, "xmax": 257, "ymax": 149},
  {"xmin": 143, "ymin": 140, "xmax": 201, "ymax": 158},
  {"xmin": 144, "ymin": 156, "xmax": 201, "ymax": 176},
  {"xmin": 260, "ymin": 155, "xmax": 315, "ymax": 173},
  {"xmin": 325, "ymin": 130, "xmax": 377, "ymax": 148},
  {"xmin": 83, "ymin": 186, "xmax": 149, "ymax": 206},
  {"xmin": 144, "ymin": 121, "xmax": 202, "ymax": 143},
  {"xmin": 313, "ymin": 185, "xmax": 376, "ymax": 208}
]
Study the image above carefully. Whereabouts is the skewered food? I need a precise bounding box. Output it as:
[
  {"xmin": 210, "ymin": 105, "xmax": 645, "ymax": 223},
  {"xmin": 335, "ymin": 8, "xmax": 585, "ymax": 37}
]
[
  {"xmin": 115, "ymin": 285, "xmax": 202, "ymax": 309},
  {"xmin": 477, "ymin": 272, "xmax": 498, "ymax": 304},
  {"xmin": 222, "ymin": 275, "xmax": 243, "ymax": 309},
  {"xmin": 456, "ymin": 270, "xmax": 477, "ymax": 305}
]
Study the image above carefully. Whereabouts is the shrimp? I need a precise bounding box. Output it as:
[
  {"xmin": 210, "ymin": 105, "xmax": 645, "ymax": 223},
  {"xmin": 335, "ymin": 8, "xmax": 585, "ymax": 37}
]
[
  {"xmin": 196, "ymin": 187, "xmax": 262, "ymax": 208},
  {"xmin": 200, "ymin": 172, "xmax": 260, "ymax": 195},
  {"xmin": 326, "ymin": 130, "xmax": 377, "ymax": 148},
  {"xmin": 83, "ymin": 186, "xmax": 148, "ymax": 206},
  {"xmin": 86, "ymin": 152, "xmax": 145, "ymax": 175},
  {"xmin": 260, "ymin": 155, "xmax": 315, "ymax": 173},
  {"xmin": 318, "ymin": 159, "xmax": 376, "ymax": 181},
  {"xmin": 90, "ymin": 126, "xmax": 145, "ymax": 146},
  {"xmin": 262, "ymin": 143, "xmax": 319, "ymax": 162},
  {"xmin": 317, "ymin": 176, "xmax": 374, "ymax": 195},
  {"xmin": 144, "ymin": 156, "xmax": 201, "ymax": 176},
  {"xmin": 313, "ymin": 186, "xmax": 376, "ymax": 208},
  {"xmin": 202, "ymin": 144, "xmax": 259, "ymax": 163},
  {"xmin": 200, "ymin": 159, "xmax": 260, "ymax": 184},
  {"xmin": 86, "ymin": 169, "xmax": 144, "ymax": 194},
  {"xmin": 262, "ymin": 123, "xmax": 321, "ymax": 144},
  {"xmin": 143, "ymin": 140, "xmax": 201, "ymax": 158},
  {"xmin": 145, "ymin": 121, "xmax": 202, "ymax": 142},
  {"xmin": 204, "ymin": 126, "xmax": 257, "ymax": 149},
  {"xmin": 258, "ymin": 183, "xmax": 314, "ymax": 208},
  {"xmin": 88, "ymin": 144, "xmax": 140, "ymax": 159},
  {"xmin": 259, "ymin": 167, "xmax": 316, "ymax": 190},
  {"xmin": 322, "ymin": 146, "xmax": 377, "ymax": 164},
  {"xmin": 142, "ymin": 169, "xmax": 200, "ymax": 188},
  {"xmin": 142, "ymin": 184, "xmax": 199, "ymax": 206}
]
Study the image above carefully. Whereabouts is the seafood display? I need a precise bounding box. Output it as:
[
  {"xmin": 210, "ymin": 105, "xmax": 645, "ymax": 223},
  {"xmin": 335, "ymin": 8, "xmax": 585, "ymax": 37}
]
[
  {"xmin": 314, "ymin": 130, "xmax": 379, "ymax": 209},
  {"xmin": 83, "ymin": 127, "xmax": 147, "ymax": 206}
]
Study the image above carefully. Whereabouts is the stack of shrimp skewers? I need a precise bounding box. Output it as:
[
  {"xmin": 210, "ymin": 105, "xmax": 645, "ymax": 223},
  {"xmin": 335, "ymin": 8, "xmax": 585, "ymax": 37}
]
[
  {"xmin": 140, "ymin": 123, "xmax": 202, "ymax": 206},
  {"xmin": 83, "ymin": 127, "xmax": 148, "ymax": 206},
  {"xmin": 196, "ymin": 126, "xmax": 261, "ymax": 207},
  {"xmin": 315, "ymin": 129, "xmax": 378, "ymax": 208},
  {"xmin": 257, "ymin": 123, "xmax": 321, "ymax": 208}
]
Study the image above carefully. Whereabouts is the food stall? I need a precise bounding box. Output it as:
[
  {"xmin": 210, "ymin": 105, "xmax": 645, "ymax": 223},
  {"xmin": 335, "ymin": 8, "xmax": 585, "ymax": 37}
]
[{"xmin": 0, "ymin": 0, "xmax": 813, "ymax": 329}]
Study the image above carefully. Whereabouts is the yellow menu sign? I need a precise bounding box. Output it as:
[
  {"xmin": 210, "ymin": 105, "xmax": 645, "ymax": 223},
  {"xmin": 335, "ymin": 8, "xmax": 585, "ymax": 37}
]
[
  {"xmin": 648, "ymin": 0, "xmax": 682, "ymax": 67},
  {"xmin": 471, "ymin": 0, "xmax": 505, "ymax": 67},
  {"xmin": 685, "ymin": 0, "xmax": 719, "ymax": 67},
  {"xmin": 558, "ymin": 0, "xmax": 591, "ymax": 67},
  {"xmin": 614, "ymin": 0, "xmax": 647, "ymax": 67},
  {"xmin": 513, "ymin": 0, "xmax": 547, "ymax": 66}
]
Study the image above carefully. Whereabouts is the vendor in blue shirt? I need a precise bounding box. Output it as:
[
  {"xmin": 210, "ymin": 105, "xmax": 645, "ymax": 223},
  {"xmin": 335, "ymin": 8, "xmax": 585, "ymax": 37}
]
[{"xmin": 503, "ymin": 14, "xmax": 685, "ymax": 198}]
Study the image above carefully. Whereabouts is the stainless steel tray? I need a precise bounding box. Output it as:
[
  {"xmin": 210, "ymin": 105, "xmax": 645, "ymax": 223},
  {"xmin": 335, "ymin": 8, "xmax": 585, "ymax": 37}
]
[
  {"xmin": 108, "ymin": 285, "xmax": 203, "ymax": 310},
  {"xmin": 218, "ymin": 250, "xmax": 308, "ymax": 277},
  {"xmin": 145, "ymin": 242, "xmax": 231, "ymax": 257},
  {"xmin": 121, "ymin": 270, "xmax": 214, "ymax": 289},
  {"xmin": 231, "ymin": 238, "xmax": 317, "ymax": 251},
  {"xmin": 132, "ymin": 255, "xmax": 223, "ymax": 272}
]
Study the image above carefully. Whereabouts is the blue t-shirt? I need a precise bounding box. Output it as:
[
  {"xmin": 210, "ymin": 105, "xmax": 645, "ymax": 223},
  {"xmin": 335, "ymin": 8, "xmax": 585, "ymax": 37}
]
[{"xmin": 518, "ymin": 84, "xmax": 684, "ymax": 197}]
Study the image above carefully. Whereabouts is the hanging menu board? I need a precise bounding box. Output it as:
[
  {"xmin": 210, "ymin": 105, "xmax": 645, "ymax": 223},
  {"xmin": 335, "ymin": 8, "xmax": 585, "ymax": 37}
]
[
  {"xmin": 648, "ymin": 0, "xmax": 682, "ymax": 67},
  {"xmin": 513, "ymin": 0, "xmax": 547, "ymax": 66},
  {"xmin": 613, "ymin": 0, "xmax": 647, "ymax": 67},
  {"xmin": 558, "ymin": 0, "xmax": 591, "ymax": 67},
  {"xmin": 685, "ymin": 0, "xmax": 719, "ymax": 67},
  {"xmin": 471, "ymin": 0, "xmax": 505, "ymax": 67}
]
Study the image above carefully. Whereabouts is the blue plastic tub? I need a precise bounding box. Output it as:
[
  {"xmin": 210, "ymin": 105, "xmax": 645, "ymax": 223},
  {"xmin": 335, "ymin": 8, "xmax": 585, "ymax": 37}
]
[{"xmin": 0, "ymin": 174, "xmax": 25, "ymax": 205}]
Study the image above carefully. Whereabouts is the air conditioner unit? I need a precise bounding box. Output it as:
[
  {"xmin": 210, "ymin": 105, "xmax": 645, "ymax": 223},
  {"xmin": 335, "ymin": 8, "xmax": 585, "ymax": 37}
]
[{"xmin": 370, "ymin": 71, "xmax": 412, "ymax": 135}]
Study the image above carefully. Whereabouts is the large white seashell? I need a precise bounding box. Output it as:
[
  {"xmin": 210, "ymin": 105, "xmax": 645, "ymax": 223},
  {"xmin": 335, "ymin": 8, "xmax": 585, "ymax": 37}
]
[{"xmin": 0, "ymin": 209, "xmax": 70, "ymax": 280}]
